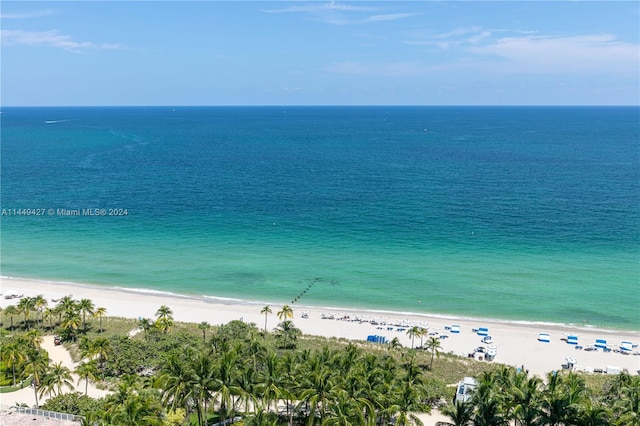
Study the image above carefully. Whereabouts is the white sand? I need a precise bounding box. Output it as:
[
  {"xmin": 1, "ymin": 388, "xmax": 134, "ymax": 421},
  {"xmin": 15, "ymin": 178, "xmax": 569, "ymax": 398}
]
[
  {"xmin": 1, "ymin": 277, "xmax": 638, "ymax": 424},
  {"xmin": 0, "ymin": 332, "xmax": 110, "ymax": 409},
  {"xmin": 3, "ymin": 277, "xmax": 638, "ymax": 377}
]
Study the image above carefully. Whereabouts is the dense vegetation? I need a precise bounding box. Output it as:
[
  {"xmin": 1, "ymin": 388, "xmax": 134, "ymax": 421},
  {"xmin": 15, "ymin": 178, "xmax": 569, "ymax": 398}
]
[{"xmin": 1, "ymin": 295, "xmax": 638, "ymax": 425}]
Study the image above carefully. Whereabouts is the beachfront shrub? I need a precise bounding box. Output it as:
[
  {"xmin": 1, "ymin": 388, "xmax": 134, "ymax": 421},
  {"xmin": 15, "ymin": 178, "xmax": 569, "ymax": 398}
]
[
  {"xmin": 0, "ymin": 361, "xmax": 13, "ymax": 387},
  {"xmin": 103, "ymin": 335, "xmax": 152, "ymax": 376},
  {"xmin": 41, "ymin": 391, "xmax": 104, "ymax": 416},
  {"xmin": 274, "ymin": 320, "xmax": 302, "ymax": 349},
  {"xmin": 102, "ymin": 330, "xmax": 207, "ymax": 378},
  {"xmin": 6, "ymin": 313, "xmax": 637, "ymax": 425},
  {"xmin": 163, "ymin": 408, "xmax": 186, "ymax": 426},
  {"xmin": 212, "ymin": 319, "xmax": 260, "ymax": 347}
]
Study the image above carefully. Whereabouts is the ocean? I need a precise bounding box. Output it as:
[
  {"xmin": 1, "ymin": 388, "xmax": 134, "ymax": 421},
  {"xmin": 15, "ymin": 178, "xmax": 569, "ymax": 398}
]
[{"xmin": 1, "ymin": 106, "xmax": 638, "ymax": 330}]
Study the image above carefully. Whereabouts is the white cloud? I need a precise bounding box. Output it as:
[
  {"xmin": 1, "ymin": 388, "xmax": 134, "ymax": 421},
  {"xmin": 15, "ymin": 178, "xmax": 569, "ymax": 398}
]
[
  {"xmin": 404, "ymin": 25, "xmax": 639, "ymax": 75},
  {"xmin": 365, "ymin": 13, "xmax": 417, "ymax": 23},
  {"xmin": 430, "ymin": 26, "xmax": 484, "ymax": 40},
  {"xmin": 404, "ymin": 26, "xmax": 486, "ymax": 50},
  {"xmin": 469, "ymin": 34, "xmax": 640, "ymax": 74},
  {"xmin": 263, "ymin": 1, "xmax": 414, "ymax": 26},
  {"xmin": 1, "ymin": 29, "xmax": 123, "ymax": 52},
  {"xmin": 324, "ymin": 31, "xmax": 639, "ymax": 78},
  {"xmin": 263, "ymin": 2, "xmax": 375, "ymax": 14},
  {"xmin": 0, "ymin": 9, "xmax": 56, "ymax": 19}
]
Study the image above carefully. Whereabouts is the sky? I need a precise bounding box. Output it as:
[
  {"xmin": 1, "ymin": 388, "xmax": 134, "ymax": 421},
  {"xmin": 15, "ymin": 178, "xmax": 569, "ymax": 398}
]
[{"xmin": 1, "ymin": 1, "xmax": 639, "ymax": 106}]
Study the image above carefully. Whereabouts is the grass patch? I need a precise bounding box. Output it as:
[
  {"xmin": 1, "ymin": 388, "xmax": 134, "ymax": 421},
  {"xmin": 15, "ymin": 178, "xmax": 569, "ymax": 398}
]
[{"xmin": 0, "ymin": 377, "xmax": 31, "ymax": 393}]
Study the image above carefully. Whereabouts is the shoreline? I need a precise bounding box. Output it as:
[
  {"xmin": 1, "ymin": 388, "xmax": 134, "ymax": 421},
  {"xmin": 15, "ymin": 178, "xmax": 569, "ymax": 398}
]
[
  {"xmin": 2, "ymin": 275, "xmax": 635, "ymax": 334},
  {"xmin": 2, "ymin": 276, "xmax": 639, "ymax": 379}
]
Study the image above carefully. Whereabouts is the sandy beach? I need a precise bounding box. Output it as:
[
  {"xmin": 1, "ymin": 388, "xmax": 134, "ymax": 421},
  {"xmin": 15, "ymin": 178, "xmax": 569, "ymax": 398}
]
[
  {"xmin": 1, "ymin": 276, "xmax": 638, "ymax": 425},
  {"xmin": 2, "ymin": 277, "xmax": 638, "ymax": 379}
]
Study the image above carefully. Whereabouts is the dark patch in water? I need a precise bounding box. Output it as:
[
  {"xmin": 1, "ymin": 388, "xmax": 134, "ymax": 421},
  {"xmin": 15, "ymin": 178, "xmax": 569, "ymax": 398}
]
[{"xmin": 217, "ymin": 272, "xmax": 265, "ymax": 287}]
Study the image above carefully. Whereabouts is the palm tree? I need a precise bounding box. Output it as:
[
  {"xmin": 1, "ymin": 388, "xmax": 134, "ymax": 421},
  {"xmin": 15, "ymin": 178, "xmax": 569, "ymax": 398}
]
[
  {"xmin": 192, "ymin": 352, "xmax": 218, "ymax": 426},
  {"xmin": 403, "ymin": 356, "xmax": 425, "ymax": 387},
  {"xmin": 260, "ymin": 305, "xmax": 272, "ymax": 333},
  {"xmin": 257, "ymin": 351, "xmax": 283, "ymax": 413},
  {"xmin": 155, "ymin": 353, "xmax": 196, "ymax": 422},
  {"xmin": 138, "ymin": 317, "xmax": 154, "ymax": 339},
  {"xmin": 471, "ymin": 373, "xmax": 508, "ymax": 426},
  {"xmin": 107, "ymin": 389, "xmax": 164, "ymax": 426},
  {"xmin": 198, "ymin": 321, "xmax": 211, "ymax": 342},
  {"xmin": 17, "ymin": 296, "xmax": 36, "ymax": 329},
  {"xmin": 541, "ymin": 371, "xmax": 588, "ymax": 425},
  {"xmin": 4, "ymin": 304, "xmax": 18, "ymax": 329},
  {"xmin": 43, "ymin": 307, "xmax": 56, "ymax": 330},
  {"xmin": 213, "ymin": 348, "xmax": 243, "ymax": 424},
  {"xmin": 407, "ymin": 326, "xmax": 421, "ymax": 349},
  {"xmin": 75, "ymin": 360, "xmax": 100, "ymax": 395},
  {"xmin": 299, "ymin": 366, "xmax": 335, "ymax": 424},
  {"xmin": 511, "ymin": 375, "xmax": 543, "ymax": 426},
  {"xmin": 612, "ymin": 375, "xmax": 640, "ymax": 425},
  {"xmin": 90, "ymin": 337, "xmax": 112, "ymax": 375},
  {"xmin": 323, "ymin": 389, "xmax": 368, "ymax": 426},
  {"xmin": 93, "ymin": 306, "xmax": 107, "ymax": 333},
  {"xmin": 60, "ymin": 309, "xmax": 82, "ymax": 341},
  {"xmin": 33, "ymin": 294, "xmax": 48, "ymax": 329},
  {"xmin": 22, "ymin": 348, "xmax": 49, "ymax": 408},
  {"xmin": 105, "ymin": 380, "xmax": 135, "ymax": 418},
  {"xmin": 26, "ymin": 328, "xmax": 44, "ymax": 350},
  {"xmin": 1, "ymin": 341, "xmax": 25, "ymax": 386},
  {"xmin": 577, "ymin": 398, "xmax": 610, "ymax": 426},
  {"xmin": 440, "ymin": 401, "xmax": 474, "ymax": 426},
  {"xmin": 274, "ymin": 351, "xmax": 302, "ymax": 423},
  {"xmin": 246, "ymin": 334, "xmax": 267, "ymax": 371},
  {"xmin": 564, "ymin": 371, "xmax": 588, "ymax": 407},
  {"xmin": 275, "ymin": 319, "xmax": 301, "ymax": 349},
  {"xmin": 55, "ymin": 295, "xmax": 76, "ymax": 323},
  {"xmin": 389, "ymin": 381, "xmax": 427, "ymax": 426},
  {"xmin": 40, "ymin": 361, "xmax": 74, "ymax": 398},
  {"xmin": 156, "ymin": 304, "xmax": 173, "ymax": 320},
  {"xmin": 419, "ymin": 327, "xmax": 427, "ymax": 348},
  {"xmin": 243, "ymin": 402, "xmax": 279, "ymax": 426},
  {"xmin": 541, "ymin": 371, "xmax": 568, "ymax": 426},
  {"xmin": 389, "ymin": 337, "xmax": 403, "ymax": 350},
  {"xmin": 425, "ymin": 337, "xmax": 442, "ymax": 370},
  {"xmin": 277, "ymin": 304, "xmax": 293, "ymax": 321},
  {"xmin": 155, "ymin": 305, "xmax": 174, "ymax": 333},
  {"xmin": 78, "ymin": 298, "xmax": 95, "ymax": 332}
]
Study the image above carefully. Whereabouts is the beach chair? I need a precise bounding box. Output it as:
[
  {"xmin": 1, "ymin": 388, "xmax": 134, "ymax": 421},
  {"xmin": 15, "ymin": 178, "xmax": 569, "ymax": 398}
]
[
  {"xmin": 620, "ymin": 341, "xmax": 633, "ymax": 353},
  {"xmin": 367, "ymin": 335, "xmax": 387, "ymax": 344},
  {"xmin": 538, "ymin": 333, "xmax": 550, "ymax": 343}
]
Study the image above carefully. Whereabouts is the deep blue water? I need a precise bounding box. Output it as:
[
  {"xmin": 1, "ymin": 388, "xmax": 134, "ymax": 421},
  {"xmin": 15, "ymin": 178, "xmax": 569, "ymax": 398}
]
[{"xmin": 1, "ymin": 106, "xmax": 638, "ymax": 329}]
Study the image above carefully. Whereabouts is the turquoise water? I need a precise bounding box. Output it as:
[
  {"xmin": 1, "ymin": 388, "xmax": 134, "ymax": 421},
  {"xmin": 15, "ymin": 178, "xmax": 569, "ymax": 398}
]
[{"xmin": 1, "ymin": 106, "xmax": 638, "ymax": 330}]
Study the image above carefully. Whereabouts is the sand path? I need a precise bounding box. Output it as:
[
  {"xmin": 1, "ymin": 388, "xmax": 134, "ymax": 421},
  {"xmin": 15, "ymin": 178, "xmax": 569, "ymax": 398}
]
[{"xmin": 0, "ymin": 335, "xmax": 109, "ymax": 409}]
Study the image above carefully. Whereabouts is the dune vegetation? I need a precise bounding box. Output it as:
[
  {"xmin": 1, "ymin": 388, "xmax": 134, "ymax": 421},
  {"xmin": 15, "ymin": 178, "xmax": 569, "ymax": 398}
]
[{"xmin": 1, "ymin": 296, "xmax": 638, "ymax": 425}]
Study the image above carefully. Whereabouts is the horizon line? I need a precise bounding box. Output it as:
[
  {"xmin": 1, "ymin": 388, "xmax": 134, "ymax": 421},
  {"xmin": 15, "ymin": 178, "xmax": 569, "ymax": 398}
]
[{"xmin": 2, "ymin": 104, "xmax": 639, "ymax": 108}]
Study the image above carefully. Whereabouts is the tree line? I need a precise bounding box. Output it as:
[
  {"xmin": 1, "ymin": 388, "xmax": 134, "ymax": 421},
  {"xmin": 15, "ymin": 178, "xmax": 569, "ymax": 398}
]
[{"xmin": 2, "ymin": 298, "xmax": 638, "ymax": 425}]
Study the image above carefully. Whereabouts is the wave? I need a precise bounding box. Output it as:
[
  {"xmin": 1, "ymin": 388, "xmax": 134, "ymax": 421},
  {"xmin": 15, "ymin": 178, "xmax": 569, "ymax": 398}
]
[
  {"xmin": 45, "ymin": 119, "xmax": 73, "ymax": 124},
  {"xmin": 1, "ymin": 275, "xmax": 635, "ymax": 334}
]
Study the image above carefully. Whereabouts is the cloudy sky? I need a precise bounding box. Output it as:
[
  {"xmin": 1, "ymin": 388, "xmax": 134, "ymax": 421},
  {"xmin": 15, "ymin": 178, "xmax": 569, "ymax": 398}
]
[{"xmin": 2, "ymin": 1, "xmax": 638, "ymax": 106}]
